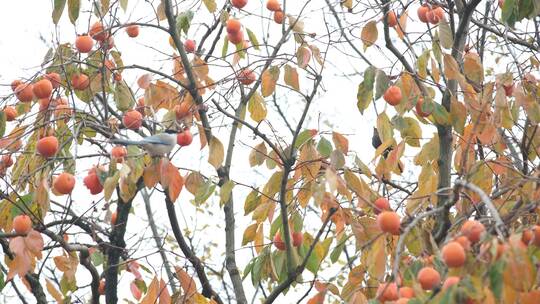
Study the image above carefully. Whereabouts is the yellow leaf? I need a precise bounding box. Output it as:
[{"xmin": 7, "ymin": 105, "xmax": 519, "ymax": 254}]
[
  {"xmin": 298, "ymin": 142, "xmax": 321, "ymax": 181},
  {"xmin": 248, "ymin": 92, "xmax": 267, "ymax": 123},
  {"xmin": 361, "ymin": 21, "xmax": 378, "ymax": 49},
  {"xmin": 464, "ymin": 52, "xmax": 484, "ymax": 85},
  {"xmin": 46, "ymin": 279, "xmax": 63, "ymax": 303},
  {"xmin": 395, "ymin": 10, "xmax": 408, "ymax": 40},
  {"xmin": 242, "ymin": 223, "xmax": 258, "ymax": 245},
  {"xmin": 220, "ymin": 180, "xmax": 234, "ymax": 206},
  {"xmin": 103, "ymin": 172, "xmax": 120, "ymax": 202},
  {"xmin": 284, "ymin": 64, "xmax": 300, "ymax": 90},
  {"xmin": 202, "ymin": 0, "xmax": 216, "ymax": 12},
  {"xmin": 208, "ymin": 136, "xmax": 224, "ymax": 169},
  {"xmin": 443, "ymin": 54, "xmax": 461, "ymax": 80}
]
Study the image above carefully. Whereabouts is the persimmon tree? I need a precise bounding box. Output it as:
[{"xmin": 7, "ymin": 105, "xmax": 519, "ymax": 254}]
[{"xmin": 1, "ymin": 0, "xmax": 540, "ymax": 303}]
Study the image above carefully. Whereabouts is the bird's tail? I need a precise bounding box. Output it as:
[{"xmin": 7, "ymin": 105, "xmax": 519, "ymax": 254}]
[{"xmin": 110, "ymin": 138, "xmax": 144, "ymax": 146}]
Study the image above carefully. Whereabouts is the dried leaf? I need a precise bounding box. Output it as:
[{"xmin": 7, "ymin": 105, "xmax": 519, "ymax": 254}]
[
  {"xmin": 284, "ymin": 64, "xmax": 300, "ymax": 90},
  {"xmin": 208, "ymin": 137, "xmax": 224, "ymax": 169},
  {"xmin": 248, "ymin": 92, "xmax": 267, "ymax": 123},
  {"xmin": 261, "ymin": 66, "xmax": 280, "ymax": 97},
  {"xmin": 361, "ymin": 20, "xmax": 378, "ymax": 49}
]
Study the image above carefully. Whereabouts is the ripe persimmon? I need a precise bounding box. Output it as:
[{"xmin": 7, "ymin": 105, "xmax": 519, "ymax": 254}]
[
  {"xmin": 274, "ymin": 11, "xmax": 284, "ymax": 24},
  {"xmin": 522, "ymin": 229, "xmax": 533, "ymax": 245},
  {"xmin": 98, "ymin": 279, "xmax": 106, "ymax": 295},
  {"xmin": 184, "ymin": 39, "xmax": 196, "ymax": 53},
  {"xmin": 237, "ymin": 69, "xmax": 257, "ymax": 85},
  {"xmin": 398, "ymin": 286, "xmax": 414, "ymax": 298},
  {"xmin": 111, "ymin": 146, "xmax": 128, "ymax": 163},
  {"xmin": 376, "ymin": 211, "xmax": 401, "ymax": 235},
  {"xmin": 122, "ymin": 110, "xmax": 143, "ymax": 130},
  {"xmin": 11, "ymin": 79, "xmax": 23, "ymax": 91},
  {"xmin": 232, "ymin": 0, "xmax": 248, "ymax": 9},
  {"xmin": 83, "ymin": 171, "xmax": 103, "ymax": 195},
  {"xmin": 53, "ymin": 172, "xmax": 76, "ymax": 195},
  {"xmin": 4, "ymin": 106, "xmax": 17, "ymax": 121},
  {"xmin": 228, "ymin": 30, "xmax": 244, "ymax": 44},
  {"xmin": 415, "ymin": 97, "xmax": 432, "ymax": 117},
  {"xmin": 441, "ymin": 241, "xmax": 466, "ymax": 267},
  {"xmin": 226, "ymin": 18, "xmax": 242, "ymax": 34},
  {"xmin": 417, "ymin": 5, "xmax": 429, "ymax": 23},
  {"xmin": 373, "ymin": 197, "xmax": 390, "ymax": 214},
  {"xmin": 71, "ymin": 73, "xmax": 90, "ymax": 90},
  {"xmin": 292, "ymin": 231, "xmax": 303, "ymax": 247},
  {"xmin": 376, "ymin": 282, "xmax": 399, "ymax": 301},
  {"xmin": 75, "ymin": 35, "xmax": 94, "ymax": 53},
  {"xmin": 12, "ymin": 214, "xmax": 32, "ymax": 234},
  {"xmin": 2, "ymin": 155, "xmax": 13, "ymax": 168},
  {"xmin": 99, "ymin": 36, "xmax": 115, "ymax": 50},
  {"xmin": 177, "ymin": 130, "xmax": 193, "ymax": 146},
  {"xmin": 273, "ymin": 233, "xmax": 286, "ymax": 250},
  {"xmin": 442, "ymin": 276, "xmax": 460, "ymax": 290},
  {"xmin": 417, "ymin": 267, "xmax": 440, "ymax": 290},
  {"xmin": 125, "ymin": 24, "xmax": 139, "ymax": 38},
  {"xmin": 266, "ymin": 0, "xmax": 281, "ymax": 12},
  {"xmin": 33, "ymin": 79, "xmax": 53, "ymax": 99},
  {"xmin": 45, "ymin": 72, "xmax": 62, "ymax": 88},
  {"xmin": 387, "ymin": 11, "xmax": 398, "ymax": 27},
  {"xmin": 454, "ymin": 235, "xmax": 471, "ymax": 251},
  {"xmin": 111, "ymin": 212, "xmax": 118, "ymax": 225},
  {"xmin": 460, "ymin": 220, "xmax": 485, "ymax": 243},
  {"xmin": 15, "ymin": 83, "xmax": 34, "ymax": 102},
  {"xmin": 426, "ymin": 7, "xmax": 444, "ymax": 24},
  {"xmin": 37, "ymin": 136, "xmax": 59, "ymax": 157},
  {"xmin": 90, "ymin": 22, "xmax": 107, "ymax": 41},
  {"xmin": 383, "ymin": 86, "xmax": 402, "ymax": 106},
  {"xmin": 532, "ymin": 225, "xmax": 540, "ymax": 246}
]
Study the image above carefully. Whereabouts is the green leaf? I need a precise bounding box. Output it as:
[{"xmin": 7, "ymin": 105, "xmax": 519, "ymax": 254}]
[
  {"xmin": 294, "ymin": 129, "xmax": 317, "ymax": 149},
  {"xmin": 176, "ymin": 11, "xmax": 194, "ymax": 35},
  {"xmin": 317, "ymin": 137, "xmax": 333, "ymax": 158},
  {"xmin": 10, "ymin": 194, "xmax": 34, "ymax": 218},
  {"xmin": 489, "ymin": 261, "xmax": 504, "ymax": 300},
  {"xmin": 52, "ymin": 0, "xmax": 67, "ymax": 24},
  {"xmin": 392, "ymin": 116, "xmax": 422, "ymax": 147},
  {"xmin": 0, "ymin": 267, "xmax": 4, "ymax": 292},
  {"xmin": 114, "ymin": 81, "xmax": 136, "ymax": 111},
  {"xmin": 432, "ymin": 103, "xmax": 451, "ymax": 126},
  {"xmin": 120, "ymin": 0, "xmax": 128, "ymax": 11},
  {"xmin": 202, "ymin": 0, "xmax": 217, "ymax": 12},
  {"xmin": 90, "ymin": 250, "xmax": 104, "ymax": 266},
  {"xmin": 67, "ymin": 0, "xmax": 80, "ymax": 24},
  {"xmin": 330, "ymin": 236, "xmax": 347, "ymax": 263},
  {"xmin": 0, "ymin": 112, "xmax": 6, "ymax": 138},
  {"xmin": 501, "ymin": 0, "xmax": 518, "ymax": 26},
  {"xmin": 193, "ymin": 180, "xmax": 216, "ymax": 205},
  {"xmin": 438, "ymin": 20, "xmax": 453, "ymax": 49},
  {"xmin": 374, "ymin": 69, "xmax": 389, "ymax": 100},
  {"xmin": 221, "ymin": 34, "xmax": 229, "ymax": 57},
  {"xmin": 246, "ymin": 28, "xmax": 260, "ymax": 50},
  {"xmin": 357, "ymin": 66, "xmax": 376, "ymax": 114}
]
